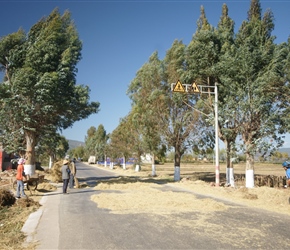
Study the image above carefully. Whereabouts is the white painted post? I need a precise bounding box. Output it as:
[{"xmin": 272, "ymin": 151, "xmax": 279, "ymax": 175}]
[
  {"xmin": 24, "ymin": 164, "xmax": 35, "ymax": 176},
  {"xmin": 152, "ymin": 164, "xmax": 156, "ymax": 176},
  {"xmin": 135, "ymin": 164, "xmax": 140, "ymax": 172},
  {"xmin": 49, "ymin": 156, "xmax": 53, "ymax": 169},
  {"xmin": 246, "ymin": 169, "xmax": 254, "ymax": 188},
  {"xmin": 174, "ymin": 166, "xmax": 180, "ymax": 181},
  {"xmin": 123, "ymin": 156, "xmax": 126, "ymax": 169},
  {"xmin": 229, "ymin": 168, "xmax": 235, "ymax": 187},
  {"xmin": 151, "ymin": 154, "xmax": 156, "ymax": 176}
]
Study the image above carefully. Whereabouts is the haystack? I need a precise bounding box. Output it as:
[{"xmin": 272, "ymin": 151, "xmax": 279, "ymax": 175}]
[
  {"xmin": 50, "ymin": 160, "xmax": 63, "ymax": 182},
  {"xmin": 74, "ymin": 176, "xmax": 79, "ymax": 188},
  {"xmin": 0, "ymin": 189, "xmax": 15, "ymax": 207}
]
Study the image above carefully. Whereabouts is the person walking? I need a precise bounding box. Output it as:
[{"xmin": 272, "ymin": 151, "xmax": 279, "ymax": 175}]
[
  {"xmin": 69, "ymin": 158, "xmax": 77, "ymax": 189},
  {"xmin": 61, "ymin": 159, "xmax": 70, "ymax": 194},
  {"xmin": 15, "ymin": 158, "xmax": 27, "ymax": 199}
]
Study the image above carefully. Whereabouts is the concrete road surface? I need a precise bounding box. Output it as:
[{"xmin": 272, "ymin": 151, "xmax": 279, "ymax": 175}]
[{"xmin": 22, "ymin": 162, "xmax": 290, "ymax": 249}]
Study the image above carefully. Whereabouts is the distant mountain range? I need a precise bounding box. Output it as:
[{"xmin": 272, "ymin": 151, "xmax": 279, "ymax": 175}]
[
  {"xmin": 278, "ymin": 148, "xmax": 290, "ymax": 156},
  {"xmin": 67, "ymin": 139, "xmax": 85, "ymax": 150}
]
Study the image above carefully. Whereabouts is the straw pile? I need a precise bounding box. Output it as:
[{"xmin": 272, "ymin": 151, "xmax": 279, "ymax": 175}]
[
  {"xmin": 49, "ymin": 160, "xmax": 79, "ymax": 188},
  {"xmin": 49, "ymin": 160, "xmax": 63, "ymax": 183}
]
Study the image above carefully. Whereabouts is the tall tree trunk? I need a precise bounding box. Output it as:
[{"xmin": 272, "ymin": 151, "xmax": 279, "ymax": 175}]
[
  {"xmin": 24, "ymin": 131, "xmax": 36, "ymax": 176},
  {"xmin": 151, "ymin": 153, "xmax": 156, "ymax": 176},
  {"xmin": 135, "ymin": 152, "xmax": 142, "ymax": 172},
  {"xmin": 174, "ymin": 147, "xmax": 181, "ymax": 181},
  {"xmin": 104, "ymin": 154, "xmax": 107, "ymax": 167},
  {"xmin": 0, "ymin": 147, "xmax": 3, "ymax": 171},
  {"xmin": 122, "ymin": 155, "xmax": 126, "ymax": 170},
  {"xmin": 225, "ymin": 141, "xmax": 235, "ymax": 187},
  {"xmin": 48, "ymin": 153, "xmax": 55, "ymax": 169},
  {"xmin": 245, "ymin": 148, "xmax": 255, "ymax": 188}
]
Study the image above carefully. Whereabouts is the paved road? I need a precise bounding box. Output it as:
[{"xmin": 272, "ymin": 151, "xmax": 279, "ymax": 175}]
[{"xmin": 22, "ymin": 162, "xmax": 290, "ymax": 249}]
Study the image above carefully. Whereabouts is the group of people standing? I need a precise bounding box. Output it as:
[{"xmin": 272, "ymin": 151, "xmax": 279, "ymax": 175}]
[
  {"xmin": 15, "ymin": 156, "xmax": 78, "ymax": 198},
  {"xmin": 61, "ymin": 157, "xmax": 77, "ymax": 194}
]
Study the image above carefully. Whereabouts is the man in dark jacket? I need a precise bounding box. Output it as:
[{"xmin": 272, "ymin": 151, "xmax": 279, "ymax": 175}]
[{"xmin": 61, "ymin": 159, "xmax": 70, "ymax": 194}]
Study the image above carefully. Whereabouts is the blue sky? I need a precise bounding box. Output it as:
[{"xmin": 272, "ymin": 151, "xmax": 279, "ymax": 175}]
[{"xmin": 1, "ymin": 0, "xmax": 290, "ymax": 147}]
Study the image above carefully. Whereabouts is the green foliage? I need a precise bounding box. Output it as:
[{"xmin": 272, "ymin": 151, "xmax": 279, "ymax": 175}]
[
  {"xmin": 36, "ymin": 133, "xmax": 68, "ymax": 159},
  {"xmin": 84, "ymin": 125, "xmax": 108, "ymax": 161},
  {"xmin": 0, "ymin": 8, "xmax": 99, "ymax": 163},
  {"xmin": 156, "ymin": 144, "xmax": 167, "ymax": 164},
  {"xmin": 68, "ymin": 145, "xmax": 85, "ymax": 160},
  {"xmin": 232, "ymin": 2, "xmax": 287, "ymax": 166},
  {"xmin": 108, "ymin": 116, "xmax": 135, "ymax": 161},
  {"xmin": 127, "ymin": 51, "xmax": 163, "ymax": 160},
  {"xmin": 104, "ymin": 1, "xmax": 286, "ymax": 176}
]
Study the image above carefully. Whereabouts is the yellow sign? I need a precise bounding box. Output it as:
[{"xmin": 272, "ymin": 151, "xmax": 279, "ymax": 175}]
[
  {"xmin": 173, "ymin": 80, "xmax": 185, "ymax": 93},
  {"xmin": 191, "ymin": 82, "xmax": 200, "ymax": 93}
]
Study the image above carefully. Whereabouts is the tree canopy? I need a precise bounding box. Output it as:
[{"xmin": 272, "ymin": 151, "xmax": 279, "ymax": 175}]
[
  {"xmin": 0, "ymin": 8, "xmax": 99, "ymax": 170},
  {"xmin": 110, "ymin": 0, "xmax": 290, "ymax": 186}
]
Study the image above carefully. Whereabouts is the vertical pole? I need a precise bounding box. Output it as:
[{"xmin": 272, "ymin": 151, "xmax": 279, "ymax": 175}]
[
  {"xmin": 0, "ymin": 149, "xmax": 3, "ymax": 172},
  {"xmin": 215, "ymin": 83, "xmax": 220, "ymax": 186}
]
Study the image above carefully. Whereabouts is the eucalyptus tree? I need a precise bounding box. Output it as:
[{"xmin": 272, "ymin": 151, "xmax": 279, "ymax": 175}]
[
  {"xmin": 36, "ymin": 133, "xmax": 69, "ymax": 168},
  {"xmin": 153, "ymin": 40, "xmax": 200, "ymax": 181},
  {"xmin": 93, "ymin": 124, "xmax": 109, "ymax": 162},
  {"xmin": 86, "ymin": 126, "xmax": 97, "ymax": 138},
  {"xmin": 69, "ymin": 145, "xmax": 85, "ymax": 160},
  {"xmin": 127, "ymin": 51, "xmax": 163, "ymax": 175},
  {"xmin": 283, "ymin": 38, "xmax": 290, "ymax": 131},
  {"xmin": 0, "ymin": 9, "xmax": 100, "ymax": 175},
  {"xmin": 0, "ymin": 29, "xmax": 27, "ymax": 156},
  {"xmin": 185, "ymin": 6, "xmax": 224, "ymax": 182},
  {"xmin": 215, "ymin": 4, "xmax": 240, "ymax": 186},
  {"xmin": 186, "ymin": 5, "xmax": 220, "ymax": 85},
  {"xmin": 85, "ymin": 126, "xmax": 97, "ymax": 157},
  {"xmin": 109, "ymin": 112, "xmax": 144, "ymax": 169},
  {"xmin": 108, "ymin": 118, "xmax": 131, "ymax": 168},
  {"xmin": 232, "ymin": 0, "xmax": 288, "ymax": 187},
  {"xmin": 126, "ymin": 110, "xmax": 146, "ymax": 169},
  {"xmin": 84, "ymin": 124, "xmax": 108, "ymax": 162}
]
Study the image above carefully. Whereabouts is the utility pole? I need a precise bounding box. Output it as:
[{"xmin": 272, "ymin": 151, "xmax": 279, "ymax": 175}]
[
  {"xmin": 214, "ymin": 82, "xmax": 219, "ymax": 186},
  {"xmin": 171, "ymin": 80, "xmax": 220, "ymax": 186}
]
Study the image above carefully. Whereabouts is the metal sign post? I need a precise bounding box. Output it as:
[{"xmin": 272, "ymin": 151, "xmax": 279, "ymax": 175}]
[{"xmin": 171, "ymin": 80, "xmax": 220, "ymax": 186}]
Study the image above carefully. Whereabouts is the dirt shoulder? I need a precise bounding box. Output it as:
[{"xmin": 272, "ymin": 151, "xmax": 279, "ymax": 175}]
[{"xmin": 0, "ymin": 169, "xmax": 57, "ymax": 250}]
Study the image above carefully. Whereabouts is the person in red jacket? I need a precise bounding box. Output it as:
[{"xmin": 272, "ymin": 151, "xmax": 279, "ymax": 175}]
[{"xmin": 15, "ymin": 158, "xmax": 27, "ymax": 199}]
